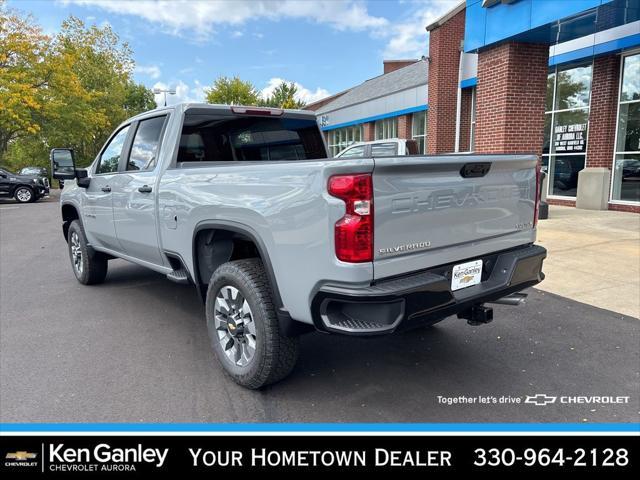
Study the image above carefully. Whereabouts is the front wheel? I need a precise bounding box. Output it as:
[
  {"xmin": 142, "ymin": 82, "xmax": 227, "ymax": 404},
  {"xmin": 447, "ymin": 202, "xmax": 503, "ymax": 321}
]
[
  {"xmin": 14, "ymin": 186, "xmax": 34, "ymax": 203},
  {"xmin": 67, "ymin": 220, "xmax": 108, "ymax": 285},
  {"xmin": 205, "ymin": 259, "xmax": 299, "ymax": 389}
]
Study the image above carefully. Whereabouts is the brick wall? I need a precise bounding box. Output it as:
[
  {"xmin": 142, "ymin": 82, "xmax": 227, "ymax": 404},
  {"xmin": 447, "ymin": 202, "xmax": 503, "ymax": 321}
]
[
  {"xmin": 397, "ymin": 114, "xmax": 412, "ymax": 140},
  {"xmin": 609, "ymin": 203, "xmax": 640, "ymax": 213},
  {"xmin": 426, "ymin": 8, "xmax": 465, "ymax": 154},
  {"xmin": 383, "ymin": 60, "xmax": 417, "ymax": 74},
  {"xmin": 475, "ymin": 42, "xmax": 549, "ymax": 154},
  {"xmin": 459, "ymin": 88, "xmax": 473, "ymax": 151},
  {"xmin": 363, "ymin": 122, "xmax": 375, "ymax": 141},
  {"xmin": 586, "ymin": 55, "xmax": 620, "ymax": 169},
  {"xmin": 547, "ymin": 198, "xmax": 576, "ymax": 207}
]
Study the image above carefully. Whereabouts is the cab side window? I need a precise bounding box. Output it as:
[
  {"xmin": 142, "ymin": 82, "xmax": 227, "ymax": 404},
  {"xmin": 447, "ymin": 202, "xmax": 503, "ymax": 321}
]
[
  {"xmin": 371, "ymin": 142, "xmax": 398, "ymax": 157},
  {"xmin": 127, "ymin": 116, "xmax": 167, "ymax": 171},
  {"xmin": 96, "ymin": 125, "xmax": 130, "ymax": 174},
  {"xmin": 339, "ymin": 145, "xmax": 366, "ymax": 158}
]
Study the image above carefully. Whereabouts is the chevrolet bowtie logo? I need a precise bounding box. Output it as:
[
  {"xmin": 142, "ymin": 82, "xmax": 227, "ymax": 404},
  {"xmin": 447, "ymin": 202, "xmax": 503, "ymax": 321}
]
[
  {"xmin": 6, "ymin": 451, "xmax": 37, "ymax": 460},
  {"xmin": 525, "ymin": 394, "xmax": 557, "ymax": 406}
]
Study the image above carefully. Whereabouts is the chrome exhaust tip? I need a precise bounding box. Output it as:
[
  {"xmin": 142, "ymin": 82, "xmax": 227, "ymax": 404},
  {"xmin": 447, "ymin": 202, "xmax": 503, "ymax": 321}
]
[{"xmin": 490, "ymin": 293, "xmax": 527, "ymax": 306}]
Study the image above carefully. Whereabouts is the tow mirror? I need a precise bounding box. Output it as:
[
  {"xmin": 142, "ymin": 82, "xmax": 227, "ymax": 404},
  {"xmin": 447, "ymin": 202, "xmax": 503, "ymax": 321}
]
[
  {"xmin": 51, "ymin": 148, "xmax": 77, "ymax": 180},
  {"xmin": 51, "ymin": 148, "xmax": 90, "ymax": 188}
]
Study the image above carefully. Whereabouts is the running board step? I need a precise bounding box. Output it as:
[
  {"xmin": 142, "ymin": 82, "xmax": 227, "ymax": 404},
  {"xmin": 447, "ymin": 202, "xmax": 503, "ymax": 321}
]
[{"xmin": 166, "ymin": 268, "xmax": 190, "ymax": 284}]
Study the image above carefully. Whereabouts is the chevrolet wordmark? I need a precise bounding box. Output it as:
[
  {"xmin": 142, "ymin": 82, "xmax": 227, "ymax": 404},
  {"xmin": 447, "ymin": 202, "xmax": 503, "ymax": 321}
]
[{"xmin": 51, "ymin": 103, "xmax": 546, "ymax": 388}]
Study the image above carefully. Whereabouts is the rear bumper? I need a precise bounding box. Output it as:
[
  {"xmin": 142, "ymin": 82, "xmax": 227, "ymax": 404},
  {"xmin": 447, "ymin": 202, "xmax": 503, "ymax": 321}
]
[{"xmin": 311, "ymin": 244, "xmax": 546, "ymax": 335}]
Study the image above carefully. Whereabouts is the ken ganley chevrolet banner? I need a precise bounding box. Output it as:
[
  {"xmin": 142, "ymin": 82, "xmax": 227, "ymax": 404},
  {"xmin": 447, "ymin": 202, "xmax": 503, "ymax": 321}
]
[{"xmin": 0, "ymin": 430, "xmax": 636, "ymax": 475}]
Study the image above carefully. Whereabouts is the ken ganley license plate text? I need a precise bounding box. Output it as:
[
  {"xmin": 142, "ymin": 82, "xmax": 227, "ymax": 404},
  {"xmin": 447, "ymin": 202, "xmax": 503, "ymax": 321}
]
[{"xmin": 451, "ymin": 260, "xmax": 483, "ymax": 291}]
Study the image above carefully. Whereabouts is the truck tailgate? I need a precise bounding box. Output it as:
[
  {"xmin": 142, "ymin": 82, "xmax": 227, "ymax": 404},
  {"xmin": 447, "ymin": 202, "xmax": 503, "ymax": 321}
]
[{"xmin": 372, "ymin": 155, "xmax": 538, "ymax": 280}]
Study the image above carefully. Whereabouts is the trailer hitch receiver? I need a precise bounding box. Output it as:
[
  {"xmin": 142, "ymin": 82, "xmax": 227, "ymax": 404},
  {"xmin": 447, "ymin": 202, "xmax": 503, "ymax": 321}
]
[{"xmin": 458, "ymin": 304, "xmax": 494, "ymax": 326}]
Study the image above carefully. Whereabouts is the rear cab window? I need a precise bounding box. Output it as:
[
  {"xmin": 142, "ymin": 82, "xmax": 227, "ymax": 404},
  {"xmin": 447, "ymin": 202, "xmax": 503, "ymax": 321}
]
[{"xmin": 177, "ymin": 113, "xmax": 327, "ymax": 164}]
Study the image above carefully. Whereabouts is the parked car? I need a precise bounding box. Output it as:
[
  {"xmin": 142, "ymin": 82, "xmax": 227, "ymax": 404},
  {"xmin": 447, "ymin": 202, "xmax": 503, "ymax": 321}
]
[
  {"xmin": 335, "ymin": 138, "xmax": 419, "ymax": 158},
  {"xmin": 19, "ymin": 166, "xmax": 50, "ymax": 189},
  {"xmin": 0, "ymin": 167, "xmax": 49, "ymax": 203},
  {"xmin": 52, "ymin": 103, "xmax": 546, "ymax": 389}
]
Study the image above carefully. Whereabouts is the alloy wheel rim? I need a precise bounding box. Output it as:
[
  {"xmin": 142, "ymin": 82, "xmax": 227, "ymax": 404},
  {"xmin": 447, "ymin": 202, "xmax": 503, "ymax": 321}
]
[
  {"xmin": 70, "ymin": 231, "xmax": 83, "ymax": 274},
  {"xmin": 213, "ymin": 285, "xmax": 256, "ymax": 367},
  {"xmin": 16, "ymin": 188, "xmax": 31, "ymax": 202}
]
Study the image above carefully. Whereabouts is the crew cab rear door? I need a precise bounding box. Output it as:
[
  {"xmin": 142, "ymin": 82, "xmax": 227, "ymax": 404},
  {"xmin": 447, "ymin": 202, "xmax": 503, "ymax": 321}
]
[{"xmin": 372, "ymin": 154, "xmax": 538, "ymax": 279}]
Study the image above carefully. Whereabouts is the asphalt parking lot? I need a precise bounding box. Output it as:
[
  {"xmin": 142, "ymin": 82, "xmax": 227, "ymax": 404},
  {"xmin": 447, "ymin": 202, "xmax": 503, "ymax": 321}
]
[{"xmin": 1, "ymin": 194, "xmax": 639, "ymax": 424}]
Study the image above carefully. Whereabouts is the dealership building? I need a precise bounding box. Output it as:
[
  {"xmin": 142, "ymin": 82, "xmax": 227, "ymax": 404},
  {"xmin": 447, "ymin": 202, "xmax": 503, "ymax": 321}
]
[{"xmin": 312, "ymin": 0, "xmax": 639, "ymax": 212}]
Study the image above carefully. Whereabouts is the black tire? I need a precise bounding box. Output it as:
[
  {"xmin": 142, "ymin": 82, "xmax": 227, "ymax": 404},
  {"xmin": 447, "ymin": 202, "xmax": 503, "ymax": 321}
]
[
  {"xmin": 206, "ymin": 259, "xmax": 299, "ymax": 389},
  {"xmin": 67, "ymin": 220, "xmax": 108, "ymax": 285},
  {"xmin": 14, "ymin": 186, "xmax": 34, "ymax": 203}
]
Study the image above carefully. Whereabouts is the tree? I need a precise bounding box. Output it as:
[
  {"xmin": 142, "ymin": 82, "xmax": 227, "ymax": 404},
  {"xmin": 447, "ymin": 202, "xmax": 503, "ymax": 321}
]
[
  {"xmin": 0, "ymin": 6, "xmax": 52, "ymax": 160},
  {"xmin": 2, "ymin": 11, "xmax": 155, "ymax": 172},
  {"xmin": 205, "ymin": 76, "xmax": 260, "ymax": 106},
  {"xmin": 261, "ymin": 81, "xmax": 306, "ymax": 109},
  {"xmin": 45, "ymin": 16, "xmax": 136, "ymax": 166},
  {"xmin": 124, "ymin": 82, "xmax": 157, "ymax": 115}
]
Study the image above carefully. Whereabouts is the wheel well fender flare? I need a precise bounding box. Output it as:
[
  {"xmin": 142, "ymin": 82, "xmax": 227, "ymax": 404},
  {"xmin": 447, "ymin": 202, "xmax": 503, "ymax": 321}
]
[
  {"xmin": 61, "ymin": 202, "xmax": 81, "ymax": 241},
  {"xmin": 192, "ymin": 220, "xmax": 284, "ymax": 312}
]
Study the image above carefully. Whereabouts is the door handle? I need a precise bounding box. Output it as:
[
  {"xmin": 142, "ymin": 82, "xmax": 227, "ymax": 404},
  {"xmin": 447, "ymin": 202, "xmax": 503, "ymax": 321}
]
[
  {"xmin": 138, "ymin": 185, "xmax": 152, "ymax": 193},
  {"xmin": 101, "ymin": 186, "xmax": 111, "ymax": 193}
]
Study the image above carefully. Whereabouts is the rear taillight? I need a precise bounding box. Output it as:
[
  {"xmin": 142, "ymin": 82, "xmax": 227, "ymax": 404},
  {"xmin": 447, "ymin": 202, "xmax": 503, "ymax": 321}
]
[
  {"xmin": 328, "ymin": 174, "xmax": 373, "ymax": 263},
  {"xmin": 534, "ymin": 160, "xmax": 541, "ymax": 228}
]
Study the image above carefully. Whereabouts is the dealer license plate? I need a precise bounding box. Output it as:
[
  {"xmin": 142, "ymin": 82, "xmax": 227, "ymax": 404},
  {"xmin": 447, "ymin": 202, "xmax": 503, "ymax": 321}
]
[{"xmin": 451, "ymin": 259, "xmax": 483, "ymax": 291}]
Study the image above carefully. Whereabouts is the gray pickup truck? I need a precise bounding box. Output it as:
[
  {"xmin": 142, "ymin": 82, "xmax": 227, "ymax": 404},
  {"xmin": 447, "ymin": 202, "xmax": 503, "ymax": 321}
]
[{"xmin": 51, "ymin": 103, "xmax": 546, "ymax": 388}]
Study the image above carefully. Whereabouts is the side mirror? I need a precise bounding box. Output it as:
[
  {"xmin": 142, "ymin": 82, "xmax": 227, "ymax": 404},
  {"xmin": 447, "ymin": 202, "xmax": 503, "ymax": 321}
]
[
  {"xmin": 0, "ymin": 172, "xmax": 7, "ymax": 178},
  {"xmin": 51, "ymin": 148, "xmax": 77, "ymax": 180}
]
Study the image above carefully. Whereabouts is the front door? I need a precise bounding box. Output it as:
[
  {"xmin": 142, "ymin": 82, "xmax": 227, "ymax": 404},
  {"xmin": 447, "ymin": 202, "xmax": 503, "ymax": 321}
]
[
  {"xmin": 111, "ymin": 115, "xmax": 167, "ymax": 266},
  {"xmin": 82, "ymin": 125, "xmax": 131, "ymax": 252},
  {"xmin": 0, "ymin": 170, "xmax": 11, "ymax": 196}
]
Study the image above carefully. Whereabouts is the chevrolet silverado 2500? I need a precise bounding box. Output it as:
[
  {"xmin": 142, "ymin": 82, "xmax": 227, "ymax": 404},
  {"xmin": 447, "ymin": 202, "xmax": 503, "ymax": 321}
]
[{"xmin": 52, "ymin": 103, "xmax": 546, "ymax": 388}]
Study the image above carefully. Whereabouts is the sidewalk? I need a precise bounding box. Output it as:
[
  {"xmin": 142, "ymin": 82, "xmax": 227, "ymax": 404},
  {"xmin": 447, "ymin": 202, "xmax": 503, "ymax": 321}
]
[{"xmin": 536, "ymin": 206, "xmax": 640, "ymax": 318}]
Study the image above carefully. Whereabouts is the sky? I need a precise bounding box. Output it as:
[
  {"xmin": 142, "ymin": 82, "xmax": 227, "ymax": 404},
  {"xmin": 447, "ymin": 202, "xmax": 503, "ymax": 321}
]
[{"xmin": 9, "ymin": 0, "xmax": 459, "ymax": 107}]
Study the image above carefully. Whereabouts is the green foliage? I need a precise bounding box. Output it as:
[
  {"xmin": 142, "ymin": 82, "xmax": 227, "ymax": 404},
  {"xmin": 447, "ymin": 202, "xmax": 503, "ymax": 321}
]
[
  {"xmin": 205, "ymin": 76, "xmax": 261, "ymax": 106},
  {"xmin": 0, "ymin": 9, "xmax": 156, "ymax": 171},
  {"xmin": 124, "ymin": 82, "xmax": 157, "ymax": 115},
  {"xmin": 260, "ymin": 81, "xmax": 306, "ymax": 109},
  {"xmin": 205, "ymin": 77, "xmax": 307, "ymax": 109}
]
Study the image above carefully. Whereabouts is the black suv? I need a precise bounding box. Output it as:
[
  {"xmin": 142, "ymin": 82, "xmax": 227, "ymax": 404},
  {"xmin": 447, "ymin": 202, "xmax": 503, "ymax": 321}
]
[
  {"xmin": 0, "ymin": 168, "xmax": 50, "ymax": 203},
  {"xmin": 19, "ymin": 166, "xmax": 50, "ymax": 187}
]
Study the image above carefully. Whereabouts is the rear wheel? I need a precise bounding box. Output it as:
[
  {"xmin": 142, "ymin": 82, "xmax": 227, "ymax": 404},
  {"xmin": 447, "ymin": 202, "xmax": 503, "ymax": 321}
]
[
  {"xmin": 14, "ymin": 186, "xmax": 34, "ymax": 203},
  {"xmin": 67, "ymin": 220, "xmax": 108, "ymax": 285},
  {"xmin": 205, "ymin": 259, "xmax": 299, "ymax": 389}
]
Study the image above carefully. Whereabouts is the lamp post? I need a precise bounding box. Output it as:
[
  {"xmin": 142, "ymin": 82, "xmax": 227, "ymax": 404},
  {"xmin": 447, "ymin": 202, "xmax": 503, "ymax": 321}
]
[{"xmin": 152, "ymin": 87, "xmax": 176, "ymax": 107}]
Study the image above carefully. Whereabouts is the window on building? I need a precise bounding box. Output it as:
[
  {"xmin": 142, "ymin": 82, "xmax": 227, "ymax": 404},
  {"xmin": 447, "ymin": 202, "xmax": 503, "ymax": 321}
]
[
  {"xmin": 375, "ymin": 117, "xmax": 397, "ymax": 140},
  {"xmin": 411, "ymin": 111, "xmax": 427, "ymax": 154},
  {"xmin": 327, "ymin": 125, "xmax": 363, "ymax": 157},
  {"xmin": 612, "ymin": 52, "xmax": 640, "ymax": 204},
  {"xmin": 470, "ymin": 87, "xmax": 477, "ymax": 151},
  {"xmin": 543, "ymin": 62, "xmax": 592, "ymax": 198}
]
